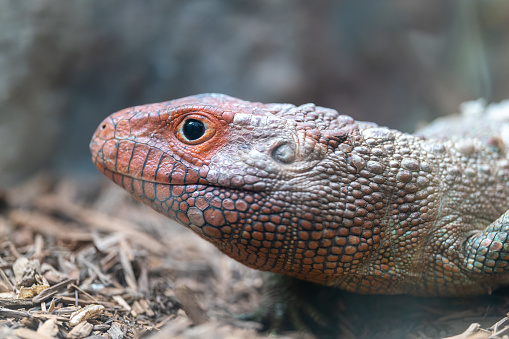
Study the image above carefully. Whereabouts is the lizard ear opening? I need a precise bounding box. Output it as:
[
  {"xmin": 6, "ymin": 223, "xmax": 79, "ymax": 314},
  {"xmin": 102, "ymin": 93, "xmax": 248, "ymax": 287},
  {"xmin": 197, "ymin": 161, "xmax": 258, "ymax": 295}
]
[{"xmin": 272, "ymin": 143, "xmax": 296, "ymax": 164}]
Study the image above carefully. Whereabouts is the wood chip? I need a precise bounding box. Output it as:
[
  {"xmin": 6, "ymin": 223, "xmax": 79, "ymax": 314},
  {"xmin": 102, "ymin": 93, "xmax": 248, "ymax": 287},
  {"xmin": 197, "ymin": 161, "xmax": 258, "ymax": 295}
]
[
  {"xmin": 36, "ymin": 317, "xmax": 58, "ymax": 338},
  {"xmin": 93, "ymin": 324, "xmax": 111, "ymax": 331},
  {"xmin": 31, "ymin": 313, "xmax": 68, "ymax": 322},
  {"xmin": 118, "ymin": 241, "xmax": 137, "ymax": 292},
  {"xmin": 112, "ymin": 295, "xmax": 131, "ymax": 312},
  {"xmin": 153, "ymin": 315, "xmax": 176, "ymax": 330},
  {"xmin": 149, "ymin": 316, "xmax": 191, "ymax": 338},
  {"xmin": 32, "ymin": 234, "xmax": 44, "ymax": 261},
  {"xmin": 0, "ymin": 268, "xmax": 14, "ymax": 292},
  {"xmin": 108, "ymin": 322, "xmax": 125, "ymax": 339},
  {"xmin": 47, "ymin": 299, "xmax": 55, "ymax": 313},
  {"xmin": 131, "ymin": 300, "xmax": 144, "ymax": 317},
  {"xmin": 70, "ymin": 283, "xmax": 99, "ymax": 303},
  {"xmin": 0, "ymin": 307, "xmax": 31, "ymax": 319},
  {"xmin": 68, "ymin": 321, "xmax": 93, "ymax": 338},
  {"xmin": 9, "ymin": 210, "xmax": 91, "ymax": 243},
  {"xmin": 139, "ymin": 299, "xmax": 155, "ymax": 317},
  {"xmin": 14, "ymin": 327, "xmax": 53, "ymax": 339},
  {"xmin": 69, "ymin": 304, "xmax": 105, "ymax": 326},
  {"xmin": 34, "ymin": 195, "xmax": 167, "ymax": 253},
  {"xmin": 56, "ymin": 296, "xmax": 114, "ymax": 308},
  {"xmin": 0, "ymin": 298, "xmax": 34, "ymax": 309},
  {"xmin": 32, "ymin": 278, "xmax": 75, "ymax": 304},
  {"xmin": 175, "ymin": 285, "xmax": 209, "ymax": 325}
]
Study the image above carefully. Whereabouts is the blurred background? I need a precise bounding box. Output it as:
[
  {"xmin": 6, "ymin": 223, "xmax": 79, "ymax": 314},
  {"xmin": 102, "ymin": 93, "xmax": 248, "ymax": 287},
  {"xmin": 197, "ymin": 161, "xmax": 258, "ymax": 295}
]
[{"xmin": 1, "ymin": 0, "xmax": 509, "ymax": 186}]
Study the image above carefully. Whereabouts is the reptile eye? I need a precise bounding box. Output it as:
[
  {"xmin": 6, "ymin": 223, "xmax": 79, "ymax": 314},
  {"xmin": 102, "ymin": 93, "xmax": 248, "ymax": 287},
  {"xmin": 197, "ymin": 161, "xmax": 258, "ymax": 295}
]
[
  {"xmin": 175, "ymin": 115, "xmax": 216, "ymax": 145},
  {"xmin": 272, "ymin": 143, "xmax": 295, "ymax": 164},
  {"xmin": 183, "ymin": 119, "xmax": 205, "ymax": 141}
]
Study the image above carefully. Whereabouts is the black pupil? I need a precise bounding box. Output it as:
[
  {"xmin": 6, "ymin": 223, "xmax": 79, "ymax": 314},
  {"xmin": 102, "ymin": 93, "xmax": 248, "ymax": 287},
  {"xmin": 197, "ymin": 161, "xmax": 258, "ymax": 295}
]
[{"xmin": 183, "ymin": 119, "xmax": 205, "ymax": 141}]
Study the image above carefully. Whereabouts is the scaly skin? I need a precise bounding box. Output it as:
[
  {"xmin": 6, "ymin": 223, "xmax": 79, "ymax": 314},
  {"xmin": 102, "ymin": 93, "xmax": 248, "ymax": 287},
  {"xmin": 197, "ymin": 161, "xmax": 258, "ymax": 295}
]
[{"xmin": 90, "ymin": 94, "xmax": 509, "ymax": 297}]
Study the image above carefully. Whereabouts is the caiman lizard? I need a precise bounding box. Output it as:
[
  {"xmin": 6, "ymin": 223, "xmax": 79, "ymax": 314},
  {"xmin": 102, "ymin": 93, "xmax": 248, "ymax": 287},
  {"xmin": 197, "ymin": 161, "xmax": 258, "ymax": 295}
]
[{"xmin": 90, "ymin": 94, "xmax": 509, "ymax": 297}]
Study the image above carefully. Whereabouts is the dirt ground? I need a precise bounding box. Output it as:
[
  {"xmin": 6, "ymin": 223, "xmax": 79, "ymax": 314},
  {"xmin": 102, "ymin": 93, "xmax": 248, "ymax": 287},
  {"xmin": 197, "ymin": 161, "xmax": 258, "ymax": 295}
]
[{"xmin": 1, "ymin": 173, "xmax": 509, "ymax": 339}]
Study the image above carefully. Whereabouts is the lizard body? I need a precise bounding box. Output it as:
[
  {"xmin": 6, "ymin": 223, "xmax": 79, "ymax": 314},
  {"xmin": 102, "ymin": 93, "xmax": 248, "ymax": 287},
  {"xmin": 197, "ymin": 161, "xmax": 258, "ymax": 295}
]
[{"xmin": 90, "ymin": 94, "xmax": 509, "ymax": 296}]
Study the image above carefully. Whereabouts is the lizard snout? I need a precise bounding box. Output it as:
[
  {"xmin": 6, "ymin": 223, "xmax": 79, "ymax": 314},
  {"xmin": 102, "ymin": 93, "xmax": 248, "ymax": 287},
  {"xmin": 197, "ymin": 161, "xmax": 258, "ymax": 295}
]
[{"xmin": 90, "ymin": 116, "xmax": 115, "ymax": 166}]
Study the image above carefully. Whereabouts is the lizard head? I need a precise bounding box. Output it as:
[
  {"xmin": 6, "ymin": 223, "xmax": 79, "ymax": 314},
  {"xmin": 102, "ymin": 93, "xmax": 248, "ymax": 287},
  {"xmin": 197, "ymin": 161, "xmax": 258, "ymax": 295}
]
[{"xmin": 90, "ymin": 94, "xmax": 389, "ymax": 285}]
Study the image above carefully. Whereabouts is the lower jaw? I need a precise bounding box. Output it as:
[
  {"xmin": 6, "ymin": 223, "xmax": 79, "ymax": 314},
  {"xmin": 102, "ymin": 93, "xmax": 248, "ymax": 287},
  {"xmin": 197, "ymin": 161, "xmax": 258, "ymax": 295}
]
[{"xmin": 99, "ymin": 166, "xmax": 213, "ymax": 216}]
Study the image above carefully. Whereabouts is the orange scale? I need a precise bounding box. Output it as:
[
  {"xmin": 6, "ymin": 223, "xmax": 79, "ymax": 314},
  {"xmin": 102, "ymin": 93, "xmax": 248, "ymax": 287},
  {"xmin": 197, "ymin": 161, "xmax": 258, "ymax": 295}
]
[
  {"xmin": 224, "ymin": 211, "xmax": 238, "ymax": 223},
  {"xmin": 132, "ymin": 180, "xmax": 144, "ymax": 197},
  {"xmin": 340, "ymin": 255, "xmax": 353, "ymax": 263},
  {"xmin": 128, "ymin": 144, "xmax": 150, "ymax": 178},
  {"xmin": 308, "ymin": 241, "xmax": 319, "ymax": 250},
  {"xmin": 144, "ymin": 183, "xmax": 156, "ymax": 200},
  {"xmin": 116, "ymin": 140, "xmax": 135, "ymax": 173},
  {"xmin": 210, "ymin": 197, "xmax": 222, "ymax": 208},
  {"xmin": 156, "ymin": 184, "xmax": 170, "ymax": 202},
  {"xmin": 176, "ymin": 212, "xmax": 189, "ymax": 224},
  {"xmin": 293, "ymin": 231, "xmax": 308, "ymax": 242},
  {"xmin": 252, "ymin": 231, "xmax": 264, "ymax": 241},
  {"xmin": 129, "ymin": 113, "xmax": 149, "ymax": 134},
  {"xmin": 203, "ymin": 226, "xmax": 221, "ymax": 238},
  {"xmin": 312, "ymin": 263, "xmax": 325, "ymax": 272},
  {"xmin": 155, "ymin": 156, "xmax": 174, "ymax": 183},
  {"xmin": 273, "ymin": 241, "xmax": 283, "ymax": 248},
  {"xmin": 115, "ymin": 120, "xmax": 131, "ymax": 139},
  {"xmin": 313, "ymin": 256, "xmax": 325, "ymax": 264},
  {"xmin": 246, "ymin": 253, "xmax": 258, "ymax": 265},
  {"xmin": 251, "ymin": 240, "xmax": 261, "ymax": 247},
  {"xmin": 122, "ymin": 176, "xmax": 133, "ymax": 193},
  {"xmin": 112, "ymin": 172, "xmax": 123, "ymax": 186},
  {"xmin": 142, "ymin": 148, "xmax": 164, "ymax": 181},
  {"xmin": 166, "ymin": 209, "xmax": 176, "ymax": 218},
  {"xmin": 102, "ymin": 140, "xmax": 119, "ymax": 170},
  {"xmin": 204, "ymin": 209, "xmax": 225, "ymax": 226},
  {"xmin": 331, "ymin": 246, "xmax": 342, "ymax": 255},
  {"xmin": 170, "ymin": 162, "xmax": 186, "ymax": 184},
  {"xmin": 172, "ymin": 185, "xmax": 184, "ymax": 196},
  {"xmin": 353, "ymin": 252, "xmax": 364, "ymax": 259},
  {"xmin": 326, "ymin": 260, "xmax": 337, "ymax": 267},
  {"xmin": 317, "ymin": 248, "xmax": 328, "ymax": 256},
  {"xmin": 302, "ymin": 258, "xmax": 313, "ymax": 265}
]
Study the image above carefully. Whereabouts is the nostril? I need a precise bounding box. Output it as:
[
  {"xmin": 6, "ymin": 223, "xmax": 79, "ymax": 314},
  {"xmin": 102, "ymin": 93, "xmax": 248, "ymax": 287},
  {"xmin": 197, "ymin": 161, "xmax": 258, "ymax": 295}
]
[{"xmin": 101, "ymin": 124, "xmax": 107, "ymax": 130}]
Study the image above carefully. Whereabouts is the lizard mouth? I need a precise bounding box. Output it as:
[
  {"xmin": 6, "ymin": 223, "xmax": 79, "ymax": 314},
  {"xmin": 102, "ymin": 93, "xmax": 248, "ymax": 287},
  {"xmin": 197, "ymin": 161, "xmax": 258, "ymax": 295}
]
[
  {"xmin": 97, "ymin": 163, "xmax": 176, "ymax": 186},
  {"xmin": 95, "ymin": 162, "xmax": 204, "ymax": 191}
]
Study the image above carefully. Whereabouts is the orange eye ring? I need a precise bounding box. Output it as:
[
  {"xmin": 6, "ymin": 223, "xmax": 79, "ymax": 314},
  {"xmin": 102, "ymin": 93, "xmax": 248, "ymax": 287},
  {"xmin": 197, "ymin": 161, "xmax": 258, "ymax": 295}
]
[{"xmin": 175, "ymin": 114, "xmax": 216, "ymax": 145}]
